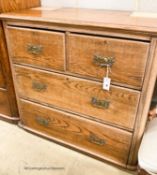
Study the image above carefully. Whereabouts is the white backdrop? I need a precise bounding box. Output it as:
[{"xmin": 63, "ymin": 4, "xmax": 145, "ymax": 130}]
[
  {"xmin": 41, "ymin": 0, "xmax": 134, "ymax": 10},
  {"xmin": 41, "ymin": 0, "xmax": 157, "ymax": 12}
]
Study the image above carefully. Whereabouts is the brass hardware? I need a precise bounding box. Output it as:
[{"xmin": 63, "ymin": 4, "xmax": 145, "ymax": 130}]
[
  {"xmin": 35, "ymin": 116, "xmax": 50, "ymax": 127},
  {"xmin": 27, "ymin": 44, "xmax": 43, "ymax": 55},
  {"xmin": 89, "ymin": 134, "xmax": 106, "ymax": 146},
  {"xmin": 93, "ymin": 55, "xmax": 115, "ymax": 67},
  {"xmin": 32, "ymin": 81, "xmax": 47, "ymax": 92},
  {"xmin": 91, "ymin": 97, "xmax": 110, "ymax": 109}
]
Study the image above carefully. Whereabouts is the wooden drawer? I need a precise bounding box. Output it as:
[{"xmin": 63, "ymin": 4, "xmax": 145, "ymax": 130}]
[
  {"xmin": 14, "ymin": 65, "xmax": 140, "ymax": 130},
  {"xmin": 0, "ymin": 89, "xmax": 11, "ymax": 116},
  {"xmin": 67, "ymin": 34, "xmax": 149, "ymax": 89},
  {"xmin": 7, "ymin": 27, "xmax": 65, "ymax": 71},
  {"xmin": 20, "ymin": 99, "xmax": 132, "ymax": 166}
]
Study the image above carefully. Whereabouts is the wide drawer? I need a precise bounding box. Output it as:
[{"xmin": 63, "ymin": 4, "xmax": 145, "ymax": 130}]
[
  {"xmin": 14, "ymin": 65, "xmax": 140, "ymax": 130},
  {"xmin": 0, "ymin": 89, "xmax": 11, "ymax": 116},
  {"xmin": 67, "ymin": 34, "xmax": 149, "ymax": 89},
  {"xmin": 7, "ymin": 27, "xmax": 65, "ymax": 71},
  {"xmin": 20, "ymin": 99, "xmax": 132, "ymax": 166}
]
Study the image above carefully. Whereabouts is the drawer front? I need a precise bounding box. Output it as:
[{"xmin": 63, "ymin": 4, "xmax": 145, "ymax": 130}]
[
  {"xmin": 15, "ymin": 65, "xmax": 140, "ymax": 130},
  {"xmin": 0, "ymin": 89, "xmax": 11, "ymax": 116},
  {"xmin": 7, "ymin": 27, "xmax": 65, "ymax": 71},
  {"xmin": 20, "ymin": 99, "xmax": 132, "ymax": 165},
  {"xmin": 67, "ymin": 34, "xmax": 149, "ymax": 89}
]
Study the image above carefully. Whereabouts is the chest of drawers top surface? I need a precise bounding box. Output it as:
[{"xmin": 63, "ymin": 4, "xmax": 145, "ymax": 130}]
[{"xmin": 1, "ymin": 7, "xmax": 157, "ymax": 34}]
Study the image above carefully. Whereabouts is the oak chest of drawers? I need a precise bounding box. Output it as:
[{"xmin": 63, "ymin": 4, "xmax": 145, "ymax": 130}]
[
  {"xmin": 1, "ymin": 8, "xmax": 157, "ymax": 169},
  {"xmin": 0, "ymin": 0, "xmax": 40, "ymax": 122}
]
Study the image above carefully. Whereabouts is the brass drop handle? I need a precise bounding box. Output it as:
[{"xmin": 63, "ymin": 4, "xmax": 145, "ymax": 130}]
[
  {"xmin": 32, "ymin": 81, "xmax": 47, "ymax": 92},
  {"xmin": 93, "ymin": 55, "xmax": 115, "ymax": 67},
  {"xmin": 91, "ymin": 97, "xmax": 110, "ymax": 109},
  {"xmin": 27, "ymin": 44, "xmax": 43, "ymax": 55},
  {"xmin": 35, "ymin": 116, "xmax": 50, "ymax": 127},
  {"xmin": 89, "ymin": 134, "xmax": 106, "ymax": 146}
]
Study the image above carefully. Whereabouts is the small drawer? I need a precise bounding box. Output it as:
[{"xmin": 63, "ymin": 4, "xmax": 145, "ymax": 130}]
[
  {"xmin": 14, "ymin": 65, "xmax": 140, "ymax": 130},
  {"xmin": 7, "ymin": 27, "xmax": 65, "ymax": 71},
  {"xmin": 0, "ymin": 89, "xmax": 11, "ymax": 116},
  {"xmin": 20, "ymin": 99, "xmax": 132, "ymax": 166},
  {"xmin": 67, "ymin": 34, "xmax": 149, "ymax": 89}
]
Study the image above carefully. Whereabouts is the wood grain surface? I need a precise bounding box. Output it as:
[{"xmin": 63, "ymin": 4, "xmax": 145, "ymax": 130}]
[
  {"xmin": 0, "ymin": 89, "xmax": 11, "ymax": 116},
  {"xmin": 67, "ymin": 33, "xmax": 149, "ymax": 89},
  {"xmin": 7, "ymin": 26, "xmax": 65, "ymax": 71},
  {"xmin": 0, "ymin": 0, "xmax": 40, "ymax": 13},
  {"xmin": 20, "ymin": 99, "xmax": 132, "ymax": 166},
  {"xmin": 0, "ymin": 22, "xmax": 19, "ymax": 120},
  {"xmin": 1, "ymin": 7, "xmax": 157, "ymax": 34},
  {"xmin": 14, "ymin": 65, "xmax": 140, "ymax": 130},
  {"xmin": 0, "ymin": 63, "xmax": 5, "ymax": 88}
]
